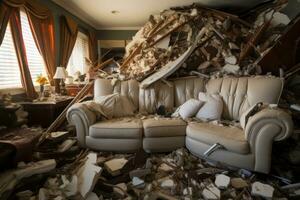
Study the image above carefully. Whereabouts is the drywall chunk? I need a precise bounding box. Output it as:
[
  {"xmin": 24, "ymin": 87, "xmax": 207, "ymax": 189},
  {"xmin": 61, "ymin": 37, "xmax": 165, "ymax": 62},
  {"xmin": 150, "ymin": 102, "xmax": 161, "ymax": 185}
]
[
  {"xmin": 225, "ymin": 56, "xmax": 237, "ymax": 65},
  {"xmin": 132, "ymin": 177, "xmax": 145, "ymax": 188},
  {"xmin": 215, "ymin": 174, "xmax": 230, "ymax": 189},
  {"xmin": 104, "ymin": 158, "xmax": 128, "ymax": 176},
  {"xmin": 77, "ymin": 153, "xmax": 102, "ymax": 198},
  {"xmin": 251, "ymin": 181, "xmax": 274, "ymax": 199}
]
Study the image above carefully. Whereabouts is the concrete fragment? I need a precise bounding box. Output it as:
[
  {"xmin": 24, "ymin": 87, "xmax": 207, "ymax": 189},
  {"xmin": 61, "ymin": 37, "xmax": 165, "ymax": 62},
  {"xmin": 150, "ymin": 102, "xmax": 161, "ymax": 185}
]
[
  {"xmin": 161, "ymin": 179, "xmax": 175, "ymax": 189},
  {"xmin": 251, "ymin": 181, "xmax": 274, "ymax": 199},
  {"xmin": 132, "ymin": 177, "xmax": 145, "ymax": 188},
  {"xmin": 223, "ymin": 64, "xmax": 240, "ymax": 74},
  {"xmin": 215, "ymin": 174, "xmax": 230, "ymax": 189},
  {"xmin": 231, "ymin": 178, "xmax": 248, "ymax": 189},
  {"xmin": 114, "ymin": 183, "xmax": 127, "ymax": 198},
  {"xmin": 104, "ymin": 158, "xmax": 128, "ymax": 176}
]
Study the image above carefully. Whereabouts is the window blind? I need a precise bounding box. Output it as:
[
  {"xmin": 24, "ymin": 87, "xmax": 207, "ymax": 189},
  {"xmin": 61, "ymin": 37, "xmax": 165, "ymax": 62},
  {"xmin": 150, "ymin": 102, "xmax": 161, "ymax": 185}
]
[
  {"xmin": 0, "ymin": 10, "xmax": 46, "ymax": 89},
  {"xmin": 20, "ymin": 10, "xmax": 46, "ymax": 85},
  {"xmin": 67, "ymin": 32, "xmax": 90, "ymax": 77},
  {"xmin": 0, "ymin": 23, "xmax": 22, "ymax": 89}
]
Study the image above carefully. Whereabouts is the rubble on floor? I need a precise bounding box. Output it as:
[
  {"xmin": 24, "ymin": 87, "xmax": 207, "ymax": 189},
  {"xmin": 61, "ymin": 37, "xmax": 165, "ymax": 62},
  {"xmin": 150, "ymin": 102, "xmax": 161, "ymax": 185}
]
[{"xmin": 1, "ymin": 137, "xmax": 299, "ymax": 200}]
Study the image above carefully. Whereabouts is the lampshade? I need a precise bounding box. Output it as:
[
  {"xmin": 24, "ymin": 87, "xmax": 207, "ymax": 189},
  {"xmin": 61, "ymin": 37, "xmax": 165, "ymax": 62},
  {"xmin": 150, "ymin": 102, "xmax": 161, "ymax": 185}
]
[{"xmin": 53, "ymin": 67, "xmax": 68, "ymax": 79}]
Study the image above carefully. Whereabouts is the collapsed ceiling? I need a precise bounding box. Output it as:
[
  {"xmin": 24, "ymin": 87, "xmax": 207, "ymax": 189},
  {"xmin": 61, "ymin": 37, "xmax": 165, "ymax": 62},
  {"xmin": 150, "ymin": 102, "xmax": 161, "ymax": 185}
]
[
  {"xmin": 92, "ymin": 0, "xmax": 298, "ymax": 89},
  {"xmin": 52, "ymin": 0, "xmax": 273, "ymax": 29}
]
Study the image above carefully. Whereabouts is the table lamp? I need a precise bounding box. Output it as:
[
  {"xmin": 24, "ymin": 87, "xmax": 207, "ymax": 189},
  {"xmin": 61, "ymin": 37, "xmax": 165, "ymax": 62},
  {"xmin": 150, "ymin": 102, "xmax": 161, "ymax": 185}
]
[{"xmin": 54, "ymin": 67, "xmax": 67, "ymax": 95}]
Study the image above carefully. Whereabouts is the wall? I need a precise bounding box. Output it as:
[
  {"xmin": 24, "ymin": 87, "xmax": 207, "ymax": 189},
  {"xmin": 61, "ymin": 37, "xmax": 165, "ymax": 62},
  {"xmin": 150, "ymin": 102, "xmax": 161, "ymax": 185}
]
[
  {"xmin": 282, "ymin": 0, "xmax": 300, "ymax": 20},
  {"xmin": 96, "ymin": 30, "xmax": 138, "ymax": 40},
  {"xmin": 38, "ymin": 0, "xmax": 97, "ymax": 67}
]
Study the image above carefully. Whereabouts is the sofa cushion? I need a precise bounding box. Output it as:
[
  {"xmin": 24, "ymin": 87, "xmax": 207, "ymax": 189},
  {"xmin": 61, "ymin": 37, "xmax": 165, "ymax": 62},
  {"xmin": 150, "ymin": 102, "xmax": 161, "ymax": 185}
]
[
  {"xmin": 196, "ymin": 93, "xmax": 223, "ymax": 121},
  {"xmin": 186, "ymin": 122, "xmax": 249, "ymax": 154},
  {"xmin": 89, "ymin": 118, "xmax": 143, "ymax": 139},
  {"xmin": 179, "ymin": 99, "xmax": 204, "ymax": 119},
  {"xmin": 143, "ymin": 118, "xmax": 187, "ymax": 138}
]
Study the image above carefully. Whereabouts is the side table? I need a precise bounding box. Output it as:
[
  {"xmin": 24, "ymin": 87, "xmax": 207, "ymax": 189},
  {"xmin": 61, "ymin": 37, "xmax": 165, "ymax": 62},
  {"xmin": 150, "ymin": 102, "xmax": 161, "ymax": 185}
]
[{"xmin": 20, "ymin": 96, "xmax": 74, "ymax": 128}]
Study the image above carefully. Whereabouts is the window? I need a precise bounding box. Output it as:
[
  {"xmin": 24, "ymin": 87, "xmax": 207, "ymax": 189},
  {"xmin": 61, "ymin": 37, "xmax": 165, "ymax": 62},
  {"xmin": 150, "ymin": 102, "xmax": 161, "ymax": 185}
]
[
  {"xmin": 67, "ymin": 32, "xmax": 89, "ymax": 77},
  {"xmin": 0, "ymin": 23, "xmax": 22, "ymax": 89},
  {"xmin": 20, "ymin": 10, "xmax": 46, "ymax": 85},
  {"xmin": 0, "ymin": 10, "xmax": 46, "ymax": 89}
]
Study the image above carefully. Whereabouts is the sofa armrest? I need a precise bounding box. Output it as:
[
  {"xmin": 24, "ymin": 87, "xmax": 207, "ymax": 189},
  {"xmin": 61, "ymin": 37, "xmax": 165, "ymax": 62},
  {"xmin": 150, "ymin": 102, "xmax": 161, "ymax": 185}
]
[
  {"xmin": 244, "ymin": 108, "xmax": 293, "ymax": 172},
  {"xmin": 67, "ymin": 101, "xmax": 97, "ymax": 147}
]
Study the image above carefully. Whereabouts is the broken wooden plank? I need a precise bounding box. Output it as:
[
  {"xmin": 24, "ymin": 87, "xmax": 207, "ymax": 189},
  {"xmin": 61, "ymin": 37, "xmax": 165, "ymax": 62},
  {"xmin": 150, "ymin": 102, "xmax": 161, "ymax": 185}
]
[
  {"xmin": 239, "ymin": 12, "xmax": 274, "ymax": 63},
  {"xmin": 140, "ymin": 29, "xmax": 209, "ymax": 88}
]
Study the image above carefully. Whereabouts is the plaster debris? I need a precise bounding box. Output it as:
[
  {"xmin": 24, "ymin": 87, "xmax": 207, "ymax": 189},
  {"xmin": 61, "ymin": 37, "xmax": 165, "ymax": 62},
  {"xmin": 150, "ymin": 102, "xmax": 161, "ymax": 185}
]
[
  {"xmin": 161, "ymin": 179, "xmax": 175, "ymax": 189},
  {"xmin": 251, "ymin": 181, "xmax": 274, "ymax": 199},
  {"xmin": 215, "ymin": 174, "xmax": 230, "ymax": 189}
]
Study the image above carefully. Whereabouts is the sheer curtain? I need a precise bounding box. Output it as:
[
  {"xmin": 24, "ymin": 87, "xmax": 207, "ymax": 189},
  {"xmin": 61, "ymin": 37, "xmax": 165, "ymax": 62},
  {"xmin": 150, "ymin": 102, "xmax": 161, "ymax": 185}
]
[{"xmin": 66, "ymin": 32, "xmax": 89, "ymax": 76}]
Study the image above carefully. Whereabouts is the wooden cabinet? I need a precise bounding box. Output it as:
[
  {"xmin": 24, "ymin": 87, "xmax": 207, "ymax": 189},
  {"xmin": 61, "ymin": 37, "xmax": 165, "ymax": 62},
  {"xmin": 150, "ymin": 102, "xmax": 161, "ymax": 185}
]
[{"xmin": 20, "ymin": 97, "xmax": 73, "ymax": 128}]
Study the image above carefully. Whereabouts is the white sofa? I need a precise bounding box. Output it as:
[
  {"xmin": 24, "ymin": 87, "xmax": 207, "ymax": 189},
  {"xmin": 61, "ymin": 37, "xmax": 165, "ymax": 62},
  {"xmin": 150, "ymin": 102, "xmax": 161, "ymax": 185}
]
[{"xmin": 67, "ymin": 76, "xmax": 293, "ymax": 173}]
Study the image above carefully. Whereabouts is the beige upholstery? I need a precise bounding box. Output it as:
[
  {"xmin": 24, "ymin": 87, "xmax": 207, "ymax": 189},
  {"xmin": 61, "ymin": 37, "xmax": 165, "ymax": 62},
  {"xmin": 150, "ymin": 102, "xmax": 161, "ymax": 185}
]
[
  {"xmin": 139, "ymin": 81, "xmax": 174, "ymax": 114},
  {"xmin": 187, "ymin": 122, "xmax": 249, "ymax": 154},
  {"xmin": 143, "ymin": 137, "xmax": 185, "ymax": 152},
  {"xmin": 94, "ymin": 79, "xmax": 139, "ymax": 111},
  {"xmin": 206, "ymin": 76, "xmax": 283, "ymax": 120},
  {"xmin": 90, "ymin": 118, "xmax": 143, "ymax": 139},
  {"xmin": 143, "ymin": 118, "xmax": 186, "ymax": 137},
  {"xmin": 173, "ymin": 77, "xmax": 206, "ymax": 107},
  {"xmin": 67, "ymin": 76, "xmax": 293, "ymax": 173}
]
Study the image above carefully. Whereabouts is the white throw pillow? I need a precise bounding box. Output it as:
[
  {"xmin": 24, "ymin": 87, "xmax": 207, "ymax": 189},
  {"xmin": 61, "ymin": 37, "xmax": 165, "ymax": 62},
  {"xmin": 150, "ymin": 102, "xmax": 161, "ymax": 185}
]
[
  {"xmin": 196, "ymin": 92, "xmax": 223, "ymax": 121},
  {"xmin": 178, "ymin": 99, "xmax": 204, "ymax": 119}
]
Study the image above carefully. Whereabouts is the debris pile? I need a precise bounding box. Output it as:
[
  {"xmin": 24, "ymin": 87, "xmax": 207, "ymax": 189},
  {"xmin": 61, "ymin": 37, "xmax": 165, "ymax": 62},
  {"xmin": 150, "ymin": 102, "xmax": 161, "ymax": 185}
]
[{"xmin": 105, "ymin": 0, "xmax": 292, "ymax": 84}]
